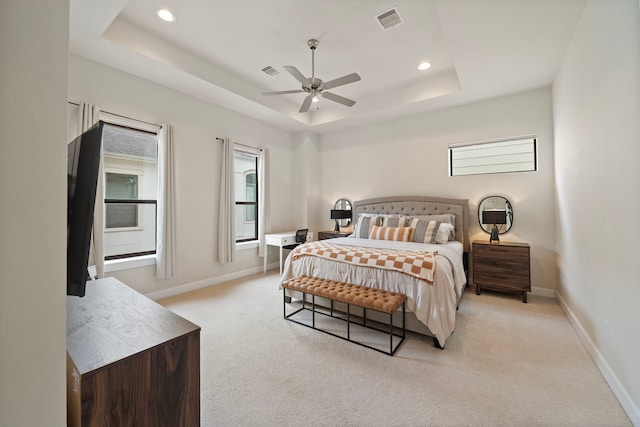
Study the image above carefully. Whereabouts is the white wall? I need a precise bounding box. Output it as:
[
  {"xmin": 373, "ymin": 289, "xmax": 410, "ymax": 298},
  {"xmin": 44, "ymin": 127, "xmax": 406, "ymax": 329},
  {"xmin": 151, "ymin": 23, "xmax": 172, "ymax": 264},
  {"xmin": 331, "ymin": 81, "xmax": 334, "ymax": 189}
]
[
  {"xmin": 68, "ymin": 55, "xmax": 297, "ymax": 295},
  {"xmin": 293, "ymin": 132, "xmax": 322, "ymax": 237},
  {"xmin": 318, "ymin": 87, "xmax": 557, "ymax": 292},
  {"xmin": 0, "ymin": 1, "xmax": 69, "ymax": 425},
  {"xmin": 553, "ymin": 0, "xmax": 640, "ymax": 423}
]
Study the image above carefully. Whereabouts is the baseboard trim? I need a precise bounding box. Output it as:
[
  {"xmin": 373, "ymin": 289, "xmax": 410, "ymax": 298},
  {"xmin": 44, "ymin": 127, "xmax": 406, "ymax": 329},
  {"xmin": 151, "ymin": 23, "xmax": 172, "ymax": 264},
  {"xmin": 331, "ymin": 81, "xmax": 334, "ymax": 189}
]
[
  {"xmin": 556, "ymin": 292, "xmax": 639, "ymax": 426},
  {"xmin": 145, "ymin": 262, "xmax": 280, "ymax": 301},
  {"xmin": 469, "ymin": 284, "xmax": 555, "ymax": 299},
  {"xmin": 531, "ymin": 286, "xmax": 555, "ymax": 298}
]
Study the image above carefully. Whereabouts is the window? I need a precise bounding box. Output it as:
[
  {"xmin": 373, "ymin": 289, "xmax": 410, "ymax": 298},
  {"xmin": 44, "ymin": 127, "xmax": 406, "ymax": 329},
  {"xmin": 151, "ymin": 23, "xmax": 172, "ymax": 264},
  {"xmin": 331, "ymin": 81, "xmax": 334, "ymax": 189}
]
[
  {"xmin": 234, "ymin": 149, "xmax": 259, "ymax": 242},
  {"xmin": 448, "ymin": 136, "xmax": 537, "ymax": 176},
  {"xmin": 102, "ymin": 122, "xmax": 158, "ymax": 260},
  {"xmin": 105, "ymin": 173, "xmax": 139, "ymax": 228},
  {"xmin": 244, "ymin": 171, "xmax": 256, "ymax": 223}
]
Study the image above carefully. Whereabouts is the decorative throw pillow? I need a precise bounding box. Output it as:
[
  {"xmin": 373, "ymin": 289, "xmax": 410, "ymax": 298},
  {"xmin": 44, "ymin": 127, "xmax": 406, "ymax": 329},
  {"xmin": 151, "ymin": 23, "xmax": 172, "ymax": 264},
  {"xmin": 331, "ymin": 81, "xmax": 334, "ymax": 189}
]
[
  {"xmin": 381, "ymin": 215, "xmax": 406, "ymax": 227},
  {"xmin": 369, "ymin": 226, "xmax": 413, "ymax": 242},
  {"xmin": 402, "ymin": 214, "xmax": 456, "ymax": 241},
  {"xmin": 353, "ymin": 215, "xmax": 381, "ymax": 238},
  {"xmin": 408, "ymin": 218, "xmax": 455, "ymax": 244}
]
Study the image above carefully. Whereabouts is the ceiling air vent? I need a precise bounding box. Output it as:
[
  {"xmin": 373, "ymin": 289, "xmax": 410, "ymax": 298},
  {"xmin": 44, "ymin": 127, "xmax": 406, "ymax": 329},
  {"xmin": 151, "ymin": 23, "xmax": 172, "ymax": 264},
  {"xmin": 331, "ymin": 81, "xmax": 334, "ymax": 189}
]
[
  {"xmin": 261, "ymin": 66, "xmax": 280, "ymax": 76},
  {"xmin": 376, "ymin": 7, "xmax": 403, "ymax": 31}
]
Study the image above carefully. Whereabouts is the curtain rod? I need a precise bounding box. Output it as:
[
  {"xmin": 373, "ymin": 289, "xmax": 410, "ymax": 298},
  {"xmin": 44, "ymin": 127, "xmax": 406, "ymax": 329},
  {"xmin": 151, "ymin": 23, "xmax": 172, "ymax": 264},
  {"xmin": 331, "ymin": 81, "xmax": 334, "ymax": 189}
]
[
  {"xmin": 68, "ymin": 101, "xmax": 161, "ymax": 128},
  {"xmin": 216, "ymin": 137, "xmax": 262, "ymax": 151}
]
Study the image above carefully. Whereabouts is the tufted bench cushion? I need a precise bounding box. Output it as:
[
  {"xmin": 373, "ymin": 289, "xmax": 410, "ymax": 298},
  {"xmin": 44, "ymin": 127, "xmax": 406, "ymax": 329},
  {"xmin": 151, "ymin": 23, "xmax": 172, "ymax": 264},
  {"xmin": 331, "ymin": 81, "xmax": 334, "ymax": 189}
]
[{"xmin": 282, "ymin": 276, "xmax": 406, "ymax": 314}]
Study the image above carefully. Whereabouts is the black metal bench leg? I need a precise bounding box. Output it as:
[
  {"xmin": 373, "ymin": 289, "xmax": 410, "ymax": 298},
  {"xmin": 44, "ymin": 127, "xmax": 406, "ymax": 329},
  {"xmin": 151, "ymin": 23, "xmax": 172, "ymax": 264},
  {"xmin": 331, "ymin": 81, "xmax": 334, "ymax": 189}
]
[
  {"xmin": 347, "ymin": 303, "xmax": 350, "ymax": 340},
  {"xmin": 389, "ymin": 312, "xmax": 393, "ymax": 355}
]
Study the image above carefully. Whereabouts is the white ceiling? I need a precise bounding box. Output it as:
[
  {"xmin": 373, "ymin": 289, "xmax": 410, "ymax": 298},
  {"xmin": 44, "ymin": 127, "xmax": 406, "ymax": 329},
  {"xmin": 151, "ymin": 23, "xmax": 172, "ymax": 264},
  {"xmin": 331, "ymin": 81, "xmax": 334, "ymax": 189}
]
[{"xmin": 69, "ymin": 0, "xmax": 586, "ymax": 134}]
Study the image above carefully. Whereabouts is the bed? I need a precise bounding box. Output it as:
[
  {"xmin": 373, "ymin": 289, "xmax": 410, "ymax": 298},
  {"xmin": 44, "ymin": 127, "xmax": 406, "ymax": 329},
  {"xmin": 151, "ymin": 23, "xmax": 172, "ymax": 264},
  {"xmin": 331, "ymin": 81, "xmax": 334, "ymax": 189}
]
[{"xmin": 281, "ymin": 195, "xmax": 469, "ymax": 348}]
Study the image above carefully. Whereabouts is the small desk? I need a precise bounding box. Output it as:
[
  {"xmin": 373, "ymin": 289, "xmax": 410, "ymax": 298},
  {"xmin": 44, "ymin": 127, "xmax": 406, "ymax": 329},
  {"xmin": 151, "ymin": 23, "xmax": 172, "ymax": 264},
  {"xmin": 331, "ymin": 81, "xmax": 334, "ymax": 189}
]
[{"xmin": 264, "ymin": 231, "xmax": 296, "ymax": 275}]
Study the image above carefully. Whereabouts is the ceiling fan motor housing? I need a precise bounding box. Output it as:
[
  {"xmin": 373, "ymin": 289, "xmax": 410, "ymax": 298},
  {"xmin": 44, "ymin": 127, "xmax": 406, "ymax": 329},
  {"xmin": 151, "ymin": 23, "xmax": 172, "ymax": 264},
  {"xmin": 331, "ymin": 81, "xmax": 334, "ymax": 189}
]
[{"xmin": 303, "ymin": 78, "xmax": 323, "ymax": 93}]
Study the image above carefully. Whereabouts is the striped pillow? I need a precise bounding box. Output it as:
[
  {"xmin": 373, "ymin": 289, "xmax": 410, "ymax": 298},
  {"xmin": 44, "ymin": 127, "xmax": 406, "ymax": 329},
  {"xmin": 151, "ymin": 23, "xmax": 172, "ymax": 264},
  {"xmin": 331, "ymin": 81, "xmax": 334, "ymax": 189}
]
[
  {"xmin": 408, "ymin": 219, "xmax": 455, "ymax": 244},
  {"xmin": 401, "ymin": 214, "xmax": 456, "ymax": 240},
  {"xmin": 369, "ymin": 226, "xmax": 413, "ymax": 242},
  {"xmin": 381, "ymin": 215, "xmax": 406, "ymax": 227},
  {"xmin": 353, "ymin": 215, "xmax": 381, "ymax": 238}
]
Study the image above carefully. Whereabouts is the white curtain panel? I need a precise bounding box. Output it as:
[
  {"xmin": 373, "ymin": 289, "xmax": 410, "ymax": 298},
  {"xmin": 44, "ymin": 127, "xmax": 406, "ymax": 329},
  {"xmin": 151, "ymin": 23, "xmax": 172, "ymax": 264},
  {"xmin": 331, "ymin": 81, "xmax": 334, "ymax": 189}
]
[
  {"xmin": 258, "ymin": 148, "xmax": 269, "ymax": 257},
  {"xmin": 77, "ymin": 102, "xmax": 104, "ymax": 278},
  {"xmin": 218, "ymin": 138, "xmax": 235, "ymax": 264},
  {"xmin": 156, "ymin": 124, "xmax": 176, "ymax": 279}
]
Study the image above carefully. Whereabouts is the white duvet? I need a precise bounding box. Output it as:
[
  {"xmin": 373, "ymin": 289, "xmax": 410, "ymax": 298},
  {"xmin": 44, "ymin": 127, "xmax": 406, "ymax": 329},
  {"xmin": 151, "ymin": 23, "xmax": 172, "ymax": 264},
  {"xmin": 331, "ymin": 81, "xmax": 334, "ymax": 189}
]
[{"xmin": 280, "ymin": 237, "xmax": 467, "ymax": 346}]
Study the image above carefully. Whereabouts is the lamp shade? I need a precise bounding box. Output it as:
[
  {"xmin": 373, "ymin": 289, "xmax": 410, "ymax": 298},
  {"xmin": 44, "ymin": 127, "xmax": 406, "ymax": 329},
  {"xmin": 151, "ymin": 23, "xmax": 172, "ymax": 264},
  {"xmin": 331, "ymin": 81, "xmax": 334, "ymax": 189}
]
[
  {"xmin": 482, "ymin": 210, "xmax": 507, "ymax": 225},
  {"xmin": 330, "ymin": 209, "xmax": 351, "ymax": 220}
]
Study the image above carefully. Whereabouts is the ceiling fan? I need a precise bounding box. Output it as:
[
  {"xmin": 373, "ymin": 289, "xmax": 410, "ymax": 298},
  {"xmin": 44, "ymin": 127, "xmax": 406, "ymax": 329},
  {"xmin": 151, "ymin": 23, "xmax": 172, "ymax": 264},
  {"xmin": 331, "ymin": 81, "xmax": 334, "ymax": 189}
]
[{"xmin": 261, "ymin": 39, "xmax": 361, "ymax": 113}]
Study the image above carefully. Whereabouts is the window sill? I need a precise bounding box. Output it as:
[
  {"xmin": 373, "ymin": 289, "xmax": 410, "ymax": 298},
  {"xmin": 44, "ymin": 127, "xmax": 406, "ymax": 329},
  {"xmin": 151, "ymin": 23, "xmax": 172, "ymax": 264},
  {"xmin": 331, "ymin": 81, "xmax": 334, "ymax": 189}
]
[
  {"xmin": 105, "ymin": 254, "xmax": 156, "ymax": 273},
  {"xmin": 236, "ymin": 240, "xmax": 259, "ymax": 251}
]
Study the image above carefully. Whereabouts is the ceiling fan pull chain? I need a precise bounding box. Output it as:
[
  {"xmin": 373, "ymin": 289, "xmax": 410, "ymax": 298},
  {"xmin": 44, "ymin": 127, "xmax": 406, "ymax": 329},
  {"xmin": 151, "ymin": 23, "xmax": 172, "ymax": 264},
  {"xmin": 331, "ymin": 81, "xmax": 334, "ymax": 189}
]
[{"xmin": 311, "ymin": 44, "xmax": 315, "ymax": 81}]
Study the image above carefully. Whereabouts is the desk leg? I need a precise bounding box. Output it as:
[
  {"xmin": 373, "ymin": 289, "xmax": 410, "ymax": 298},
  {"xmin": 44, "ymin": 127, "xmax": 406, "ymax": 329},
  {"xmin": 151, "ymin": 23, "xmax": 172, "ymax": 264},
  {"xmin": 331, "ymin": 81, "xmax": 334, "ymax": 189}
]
[
  {"xmin": 279, "ymin": 246, "xmax": 283, "ymax": 276},
  {"xmin": 263, "ymin": 245, "xmax": 268, "ymax": 273}
]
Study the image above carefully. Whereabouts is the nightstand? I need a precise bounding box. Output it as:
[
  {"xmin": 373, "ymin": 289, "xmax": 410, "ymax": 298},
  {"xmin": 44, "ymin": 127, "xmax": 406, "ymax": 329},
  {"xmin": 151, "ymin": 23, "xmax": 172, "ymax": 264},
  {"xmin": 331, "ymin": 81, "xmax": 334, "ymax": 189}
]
[
  {"xmin": 472, "ymin": 240, "xmax": 531, "ymax": 303},
  {"xmin": 317, "ymin": 231, "xmax": 351, "ymax": 240}
]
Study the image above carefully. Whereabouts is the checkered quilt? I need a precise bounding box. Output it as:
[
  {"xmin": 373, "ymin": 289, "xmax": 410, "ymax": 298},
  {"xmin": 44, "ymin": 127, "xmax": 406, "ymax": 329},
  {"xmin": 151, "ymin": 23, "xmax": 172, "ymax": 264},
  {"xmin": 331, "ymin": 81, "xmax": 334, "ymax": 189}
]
[{"xmin": 291, "ymin": 241, "xmax": 436, "ymax": 283}]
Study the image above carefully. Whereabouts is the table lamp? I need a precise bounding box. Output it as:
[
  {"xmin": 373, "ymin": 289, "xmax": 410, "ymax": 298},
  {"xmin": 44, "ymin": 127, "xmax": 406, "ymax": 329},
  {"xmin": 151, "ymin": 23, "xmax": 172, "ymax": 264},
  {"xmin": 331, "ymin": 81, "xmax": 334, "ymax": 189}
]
[
  {"xmin": 481, "ymin": 210, "xmax": 507, "ymax": 243},
  {"xmin": 330, "ymin": 209, "xmax": 350, "ymax": 232}
]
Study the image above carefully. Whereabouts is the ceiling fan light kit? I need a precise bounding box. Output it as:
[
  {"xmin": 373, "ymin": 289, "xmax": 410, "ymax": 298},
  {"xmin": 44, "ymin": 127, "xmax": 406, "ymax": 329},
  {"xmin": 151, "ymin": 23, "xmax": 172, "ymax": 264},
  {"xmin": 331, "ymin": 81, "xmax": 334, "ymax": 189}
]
[{"xmin": 261, "ymin": 39, "xmax": 361, "ymax": 113}]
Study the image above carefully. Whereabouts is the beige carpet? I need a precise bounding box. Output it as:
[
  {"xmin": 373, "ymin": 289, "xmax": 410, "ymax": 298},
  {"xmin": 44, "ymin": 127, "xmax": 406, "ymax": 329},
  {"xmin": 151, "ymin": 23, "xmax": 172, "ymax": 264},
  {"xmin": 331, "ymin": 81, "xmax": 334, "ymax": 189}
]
[{"xmin": 159, "ymin": 271, "xmax": 631, "ymax": 427}]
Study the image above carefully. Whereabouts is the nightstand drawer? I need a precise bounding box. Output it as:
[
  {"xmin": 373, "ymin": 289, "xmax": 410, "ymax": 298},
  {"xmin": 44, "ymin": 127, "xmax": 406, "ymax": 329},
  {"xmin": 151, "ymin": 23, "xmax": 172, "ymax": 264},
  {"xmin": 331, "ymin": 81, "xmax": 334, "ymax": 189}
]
[
  {"xmin": 473, "ymin": 257, "xmax": 530, "ymax": 277},
  {"xmin": 474, "ymin": 243, "xmax": 529, "ymax": 258}
]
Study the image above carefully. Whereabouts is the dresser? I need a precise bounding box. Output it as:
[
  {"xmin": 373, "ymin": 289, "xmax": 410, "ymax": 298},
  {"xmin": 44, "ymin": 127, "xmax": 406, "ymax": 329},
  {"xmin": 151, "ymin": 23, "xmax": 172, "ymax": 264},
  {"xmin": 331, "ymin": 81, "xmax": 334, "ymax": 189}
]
[
  {"xmin": 472, "ymin": 240, "xmax": 531, "ymax": 303},
  {"xmin": 317, "ymin": 231, "xmax": 351, "ymax": 240},
  {"xmin": 67, "ymin": 278, "xmax": 200, "ymax": 426}
]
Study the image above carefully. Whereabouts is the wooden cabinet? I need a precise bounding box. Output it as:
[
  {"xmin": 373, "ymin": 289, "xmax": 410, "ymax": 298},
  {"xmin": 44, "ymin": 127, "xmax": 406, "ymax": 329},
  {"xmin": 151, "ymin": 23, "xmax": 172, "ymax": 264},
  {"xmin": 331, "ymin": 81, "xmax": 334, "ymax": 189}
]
[
  {"xmin": 318, "ymin": 231, "xmax": 351, "ymax": 240},
  {"xmin": 67, "ymin": 278, "xmax": 201, "ymax": 426},
  {"xmin": 472, "ymin": 241, "xmax": 531, "ymax": 303}
]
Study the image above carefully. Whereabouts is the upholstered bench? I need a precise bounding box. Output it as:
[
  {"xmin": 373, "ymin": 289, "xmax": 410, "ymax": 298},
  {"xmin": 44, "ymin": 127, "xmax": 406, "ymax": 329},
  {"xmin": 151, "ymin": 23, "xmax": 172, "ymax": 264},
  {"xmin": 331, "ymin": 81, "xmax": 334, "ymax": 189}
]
[{"xmin": 281, "ymin": 275, "xmax": 406, "ymax": 356}]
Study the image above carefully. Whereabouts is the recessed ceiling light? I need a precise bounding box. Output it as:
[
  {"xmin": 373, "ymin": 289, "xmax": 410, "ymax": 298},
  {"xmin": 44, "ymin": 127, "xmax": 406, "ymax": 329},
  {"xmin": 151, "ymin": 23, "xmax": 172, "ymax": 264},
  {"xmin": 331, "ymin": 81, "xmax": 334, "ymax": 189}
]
[
  {"xmin": 157, "ymin": 9, "xmax": 176, "ymax": 22},
  {"xmin": 417, "ymin": 62, "xmax": 431, "ymax": 71}
]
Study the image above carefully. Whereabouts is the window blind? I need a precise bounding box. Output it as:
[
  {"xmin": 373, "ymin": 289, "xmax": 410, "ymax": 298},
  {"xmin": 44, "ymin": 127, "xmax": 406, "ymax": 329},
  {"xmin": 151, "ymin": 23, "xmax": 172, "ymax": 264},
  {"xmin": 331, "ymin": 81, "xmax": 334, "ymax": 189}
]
[{"xmin": 449, "ymin": 136, "xmax": 537, "ymax": 176}]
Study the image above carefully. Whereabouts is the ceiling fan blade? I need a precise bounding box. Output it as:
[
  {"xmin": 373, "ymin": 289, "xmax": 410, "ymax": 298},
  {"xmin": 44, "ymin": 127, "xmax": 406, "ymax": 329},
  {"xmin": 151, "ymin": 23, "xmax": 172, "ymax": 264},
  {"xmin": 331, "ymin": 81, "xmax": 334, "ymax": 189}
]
[
  {"xmin": 323, "ymin": 73, "xmax": 361, "ymax": 90},
  {"xmin": 322, "ymin": 92, "xmax": 356, "ymax": 107},
  {"xmin": 283, "ymin": 66, "xmax": 308, "ymax": 85},
  {"xmin": 261, "ymin": 90, "xmax": 303, "ymax": 96},
  {"xmin": 299, "ymin": 94, "xmax": 315, "ymax": 113}
]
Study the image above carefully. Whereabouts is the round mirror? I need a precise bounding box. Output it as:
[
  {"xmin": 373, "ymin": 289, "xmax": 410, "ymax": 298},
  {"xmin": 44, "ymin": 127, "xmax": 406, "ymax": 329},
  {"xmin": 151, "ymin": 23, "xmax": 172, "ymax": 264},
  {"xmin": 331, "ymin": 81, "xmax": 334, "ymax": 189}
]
[
  {"xmin": 334, "ymin": 198, "xmax": 352, "ymax": 227},
  {"xmin": 478, "ymin": 196, "xmax": 513, "ymax": 235}
]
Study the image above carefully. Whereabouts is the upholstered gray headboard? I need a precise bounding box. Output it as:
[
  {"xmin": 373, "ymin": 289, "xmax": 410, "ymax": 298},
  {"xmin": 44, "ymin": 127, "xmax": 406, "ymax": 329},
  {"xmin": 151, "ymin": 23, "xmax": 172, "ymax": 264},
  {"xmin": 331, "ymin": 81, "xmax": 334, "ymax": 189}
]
[{"xmin": 353, "ymin": 195, "xmax": 470, "ymax": 252}]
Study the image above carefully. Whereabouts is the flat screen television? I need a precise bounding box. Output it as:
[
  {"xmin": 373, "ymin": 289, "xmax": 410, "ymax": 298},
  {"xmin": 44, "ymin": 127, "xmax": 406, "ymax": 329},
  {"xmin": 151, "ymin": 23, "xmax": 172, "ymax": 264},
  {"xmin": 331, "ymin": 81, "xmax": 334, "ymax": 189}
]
[{"xmin": 67, "ymin": 121, "xmax": 103, "ymax": 297}]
